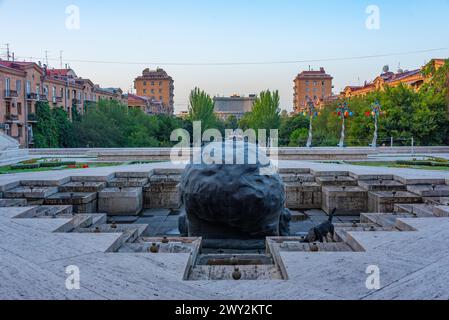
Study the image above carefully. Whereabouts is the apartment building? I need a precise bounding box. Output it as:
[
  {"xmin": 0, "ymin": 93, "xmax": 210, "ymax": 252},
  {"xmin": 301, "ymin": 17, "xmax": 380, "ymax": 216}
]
[
  {"xmin": 213, "ymin": 94, "xmax": 256, "ymax": 120},
  {"xmin": 293, "ymin": 67, "xmax": 333, "ymax": 113},
  {"xmin": 341, "ymin": 59, "xmax": 446, "ymax": 98},
  {"xmin": 0, "ymin": 60, "xmax": 127, "ymax": 147},
  {"xmin": 126, "ymin": 93, "xmax": 164, "ymax": 115},
  {"xmin": 134, "ymin": 68, "xmax": 174, "ymax": 115}
]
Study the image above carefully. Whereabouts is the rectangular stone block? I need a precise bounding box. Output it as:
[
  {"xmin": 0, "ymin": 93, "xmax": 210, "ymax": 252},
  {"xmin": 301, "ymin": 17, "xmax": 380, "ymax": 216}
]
[
  {"xmin": 316, "ymin": 176, "xmax": 357, "ymax": 187},
  {"xmin": 44, "ymin": 192, "xmax": 97, "ymax": 213},
  {"xmin": 108, "ymin": 178, "xmax": 149, "ymax": 188},
  {"xmin": 143, "ymin": 182, "xmax": 181, "ymax": 209},
  {"xmin": 20, "ymin": 177, "xmax": 71, "ymax": 187},
  {"xmin": 349, "ymin": 173, "xmax": 393, "ymax": 181},
  {"xmin": 358, "ymin": 180, "xmax": 406, "ymax": 192},
  {"xmin": 322, "ymin": 186, "xmax": 367, "ymax": 215},
  {"xmin": 368, "ymin": 191, "xmax": 422, "ymax": 213},
  {"xmin": 281, "ymin": 174, "xmax": 315, "ymax": 183},
  {"xmin": 151, "ymin": 168, "xmax": 184, "ymax": 175},
  {"xmin": 70, "ymin": 174, "xmax": 115, "ymax": 183},
  {"xmin": 98, "ymin": 188, "xmax": 143, "ymax": 216},
  {"xmin": 278, "ymin": 168, "xmax": 311, "ymax": 175},
  {"xmin": 115, "ymin": 171, "xmax": 151, "ymax": 179},
  {"xmin": 394, "ymin": 176, "xmax": 445, "ymax": 185},
  {"xmin": 311, "ymin": 170, "xmax": 349, "ymax": 177},
  {"xmin": 59, "ymin": 182, "xmax": 107, "ymax": 193},
  {"xmin": 4, "ymin": 186, "xmax": 58, "ymax": 199},
  {"xmin": 407, "ymin": 185, "xmax": 449, "ymax": 197},
  {"xmin": 284, "ymin": 182, "xmax": 321, "ymax": 209},
  {"xmin": 0, "ymin": 181, "xmax": 20, "ymax": 192},
  {"xmin": 0, "ymin": 198, "xmax": 27, "ymax": 207}
]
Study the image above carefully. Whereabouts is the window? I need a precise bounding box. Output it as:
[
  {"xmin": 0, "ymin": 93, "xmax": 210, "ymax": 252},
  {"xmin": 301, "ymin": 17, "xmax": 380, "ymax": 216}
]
[
  {"xmin": 5, "ymin": 78, "xmax": 10, "ymax": 93},
  {"xmin": 16, "ymin": 80, "xmax": 21, "ymax": 92},
  {"xmin": 143, "ymin": 89, "xmax": 147, "ymax": 94},
  {"xmin": 151, "ymin": 89, "xmax": 155, "ymax": 94},
  {"xmin": 26, "ymin": 81, "xmax": 31, "ymax": 94},
  {"xmin": 313, "ymin": 81, "xmax": 317, "ymax": 86},
  {"xmin": 159, "ymin": 89, "xmax": 162, "ymax": 94},
  {"xmin": 143, "ymin": 81, "xmax": 147, "ymax": 86},
  {"xmin": 60, "ymin": 88, "xmax": 64, "ymax": 99},
  {"xmin": 305, "ymin": 81, "xmax": 309, "ymax": 86},
  {"xmin": 44, "ymin": 86, "xmax": 49, "ymax": 96},
  {"xmin": 322, "ymin": 81, "xmax": 325, "ymax": 86},
  {"xmin": 17, "ymin": 103, "xmax": 22, "ymax": 115},
  {"xmin": 159, "ymin": 81, "xmax": 162, "ymax": 86},
  {"xmin": 52, "ymin": 87, "xmax": 56, "ymax": 102},
  {"xmin": 151, "ymin": 81, "xmax": 154, "ymax": 86}
]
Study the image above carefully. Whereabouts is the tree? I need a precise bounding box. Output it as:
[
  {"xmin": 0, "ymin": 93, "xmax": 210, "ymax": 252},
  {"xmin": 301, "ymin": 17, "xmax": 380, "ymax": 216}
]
[
  {"xmin": 188, "ymin": 87, "xmax": 218, "ymax": 132},
  {"xmin": 279, "ymin": 113, "xmax": 309, "ymax": 146},
  {"xmin": 52, "ymin": 107, "xmax": 74, "ymax": 148},
  {"xmin": 34, "ymin": 102, "xmax": 59, "ymax": 148},
  {"xmin": 247, "ymin": 90, "xmax": 281, "ymax": 132}
]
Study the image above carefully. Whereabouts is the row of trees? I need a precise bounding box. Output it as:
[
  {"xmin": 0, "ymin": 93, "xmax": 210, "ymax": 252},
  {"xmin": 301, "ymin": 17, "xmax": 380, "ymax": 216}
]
[{"xmin": 33, "ymin": 60, "xmax": 449, "ymax": 148}]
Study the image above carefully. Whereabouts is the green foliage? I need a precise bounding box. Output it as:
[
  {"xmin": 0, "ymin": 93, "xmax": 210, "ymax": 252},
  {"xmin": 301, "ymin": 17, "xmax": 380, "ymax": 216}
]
[
  {"xmin": 279, "ymin": 113, "xmax": 309, "ymax": 146},
  {"xmin": 34, "ymin": 102, "xmax": 59, "ymax": 148},
  {"xmin": 246, "ymin": 90, "xmax": 281, "ymax": 132},
  {"xmin": 188, "ymin": 87, "xmax": 218, "ymax": 132}
]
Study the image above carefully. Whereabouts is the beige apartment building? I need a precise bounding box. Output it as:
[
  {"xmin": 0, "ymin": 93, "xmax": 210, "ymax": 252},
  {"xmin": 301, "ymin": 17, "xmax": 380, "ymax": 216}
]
[
  {"xmin": 134, "ymin": 68, "xmax": 174, "ymax": 115},
  {"xmin": 293, "ymin": 67, "xmax": 333, "ymax": 113},
  {"xmin": 0, "ymin": 60, "xmax": 126, "ymax": 147}
]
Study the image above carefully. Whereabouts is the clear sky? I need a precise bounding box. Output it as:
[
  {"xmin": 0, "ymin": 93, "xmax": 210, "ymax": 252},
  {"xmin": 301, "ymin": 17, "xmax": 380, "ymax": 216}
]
[{"xmin": 1, "ymin": 0, "xmax": 449, "ymax": 112}]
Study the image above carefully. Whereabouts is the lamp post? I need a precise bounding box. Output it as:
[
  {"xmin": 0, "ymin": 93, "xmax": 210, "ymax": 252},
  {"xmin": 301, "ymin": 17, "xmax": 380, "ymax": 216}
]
[
  {"xmin": 367, "ymin": 101, "xmax": 382, "ymax": 148},
  {"xmin": 336, "ymin": 101, "xmax": 352, "ymax": 148},
  {"xmin": 303, "ymin": 99, "xmax": 320, "ymax": 148}
]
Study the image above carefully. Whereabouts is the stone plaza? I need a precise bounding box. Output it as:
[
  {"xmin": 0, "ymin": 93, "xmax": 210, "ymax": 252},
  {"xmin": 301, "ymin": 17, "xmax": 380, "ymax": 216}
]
[{"xmin": 1, "ymin": 159, "xmax": 449, "ymax": 300}]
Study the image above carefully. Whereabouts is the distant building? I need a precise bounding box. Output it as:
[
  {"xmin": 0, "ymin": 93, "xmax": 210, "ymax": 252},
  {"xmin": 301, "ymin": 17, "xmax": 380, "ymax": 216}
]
[
  {"xmin": 126, "ymin": 93, "xmax": 165, "ymax": 115},
  {"xmin": 341, "ymin": 59, "xmax": 446, "ymax": 98},
  {"xmin": 293, "ymin": 67, "xmax": 333, "ymax": 113},
  {"xmin": 213, "ymin": 94, "xmax": 257, "ymax": 120},
  {"xmin": 134, "ymin": 68, "xmax": 174, "ymax": 115},
  {"xmin": 0, "ymin": 60, "xmax": 126, "ymax": 147}
]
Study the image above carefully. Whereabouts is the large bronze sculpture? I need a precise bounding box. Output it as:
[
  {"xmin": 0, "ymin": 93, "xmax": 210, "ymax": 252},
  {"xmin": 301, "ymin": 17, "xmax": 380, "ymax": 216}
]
[{"xmin": 179, "ymin": 141, "xmax": 291, "ymax": 240}]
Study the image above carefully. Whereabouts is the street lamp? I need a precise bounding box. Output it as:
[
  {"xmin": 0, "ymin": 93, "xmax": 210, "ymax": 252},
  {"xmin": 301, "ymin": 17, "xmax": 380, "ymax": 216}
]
[
  {"xmin": 336, "ymin": 101, "xmax": 352, "ymax": 148},
  {"xmin": 366, "ymin": 101, "xmax": 382, "ymax": 148},
  {"xmin": 303, "ymin": 98, "xmax": 320, "ymax": 148}
]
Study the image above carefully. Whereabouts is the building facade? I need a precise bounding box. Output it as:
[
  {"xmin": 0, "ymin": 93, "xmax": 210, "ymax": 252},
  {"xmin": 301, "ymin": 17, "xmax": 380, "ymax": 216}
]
[
  {"xmin": 0, "ymin": 60, "xmax": 127, "ymax": 147},
  {"xmin": 341, "ymin": 59, "xmax": 446, "ymax": 99},
  {"xmin": 126, "ymin": 93, "xmax": 164, "ymax": 115},
  {"xmin": 293, "ymin": 67, "xmax": 333, "ymax": 113},
  {"xmin": 134, "ymin": 68, "xmax": 174, "ymax": 115},
  {"xmin": 213, "ymin": 94, "xmax": 256, "ymax": 120}
]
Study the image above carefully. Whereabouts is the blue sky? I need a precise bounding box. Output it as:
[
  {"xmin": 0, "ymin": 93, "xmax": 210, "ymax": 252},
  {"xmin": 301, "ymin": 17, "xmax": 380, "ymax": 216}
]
[{"xmin": 1, "ymin": 0, "xmax": 449, "ymax": 112}]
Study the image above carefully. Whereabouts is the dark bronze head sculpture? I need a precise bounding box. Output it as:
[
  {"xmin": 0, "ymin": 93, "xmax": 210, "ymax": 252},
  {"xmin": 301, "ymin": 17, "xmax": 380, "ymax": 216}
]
[{"xmin": 179, "ymin": 141, "xmax": 290, "ymax": 240}]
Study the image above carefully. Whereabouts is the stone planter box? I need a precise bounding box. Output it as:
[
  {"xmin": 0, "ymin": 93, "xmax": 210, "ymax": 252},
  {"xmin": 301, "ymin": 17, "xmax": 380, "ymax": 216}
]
[
  {"xmin": 44, "ymin": 192, "xmax": 98, "ymax": 213},
  {"xmin": 98, "ymin": 188, "xmax": 143, "ymax": 216},
  {"xmin": 322, "ymin": 186, "xmax": 368, "ymax": 216},
  {"xmin": 358, "ymin": 180, "xmax": 406, "ymax": 192},
  {"xmin": 108, "ymin": 178, "xmax": 149, "ymax": 188},
  {"xmin": 368, "ymin": 191, "xmax": 422, "ymax": 213},
  {"xmin": 143, "ymin": 173, "xmax": 181, "ymax": 209},
  {"xmin": 284, "ymin": 182, "xmax": 321, "ymax": 209},
  {"xmin": 4, "ymin": 186, "xmax": 58, "ymax": 199},
  {"xmin": 59, "ymin": 182, "xmax": 107, "ymax": 193}
]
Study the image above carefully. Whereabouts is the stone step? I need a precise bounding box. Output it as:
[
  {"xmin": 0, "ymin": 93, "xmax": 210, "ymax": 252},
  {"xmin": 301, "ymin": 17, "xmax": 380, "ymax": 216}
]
[
  {"xmin": 54, "ymin": 214, "xmax": 94, "ymax": 233},
  {"xmin": 59, "ymin": 182, "xmax": 107, "ymax": 193},
  {"xmin": 360, "ymin": 213, "xmax": 420, "ymax": 231},
  {"xmin": 0, "ymin": 198, "xmax": 27, "ymax": 207},
  {"xmin": 394, "ymin": 203, "xmax": 435, "ymax": 216},
  {"xmin": 367, "ymin": 191, "xmax": 423, "ymax": 213},
  {"xmin": 281, "ymin": 174, "xmax": 315, "ymax": 183},
  {"xmin": 433, "ymin": 206, "xmax": 449, "ymax": 217},
  {"xmin": 316, "ymin": 175, "xmax": 358, "ymax": 187},
  {"xmin": 358, "ymin": 180, "xmax": 406, "ymax": 192},
  {"xmin": 407, "ymin": 185, "xmax": 449, "ymax": 197}
]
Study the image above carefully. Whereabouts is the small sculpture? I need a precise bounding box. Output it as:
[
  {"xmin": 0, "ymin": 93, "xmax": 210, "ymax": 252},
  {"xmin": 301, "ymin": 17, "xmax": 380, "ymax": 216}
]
[
  {"xmin": 309, "ymin": 243, "xmax": 320, "ymax": 252},
  {"xmin": 149, "ymin": 243, "xmax": 159, "ymax": 253},
  {"xmin": 232, "ymin": 267, "xmax": 242, "ymax": 280},
  {"xmin": 162, "ymin": 237, "xmax": 169, "ymax": 244}
]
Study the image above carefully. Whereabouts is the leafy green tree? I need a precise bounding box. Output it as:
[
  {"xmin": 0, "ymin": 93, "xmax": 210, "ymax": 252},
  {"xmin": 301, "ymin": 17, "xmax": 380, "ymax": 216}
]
[
  {"xmin": 52, "ymin": 107, "xmax": 74, "ymax": 148},
  {"xmin": 188, "ymin": 87, "xmax": 218, "ymax": 132},
  {"xmin": 34, "ymin": 102, "xmax": 59, "ymax": 148},
  {"xmin": 247, "ymin": 90, "xmax": 281, "ymax": 131},
  {"xmin": 279, "ymin": 113, "xmax": 309, "ymax": 146}
]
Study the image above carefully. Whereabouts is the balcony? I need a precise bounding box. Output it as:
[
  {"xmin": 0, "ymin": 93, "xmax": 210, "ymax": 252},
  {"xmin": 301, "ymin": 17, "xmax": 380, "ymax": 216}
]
[
  {"xmin": 27, "ymin": 113, "xmax": 38, "ymax": 123},
  {"xmin": 27, "ymin": 93, "xmax": 38, "ymax": 101},
  {"xmin": 72, "ymin": 99, "xmax": 81, "ymax": 105},
  {"xmin": 39, "ymin": 94, "xmax": 48, "ymax": 102},
  {"xmin": 52, "ymin": 96, "xmax": 63, "ymax": 104},
  {"xmin": 4, "ymin": 90, "xmax": 18, "ymax": 99},
  {"xmin": 5, "ymin": 114, "xmax": 19, "ymax": 122}
]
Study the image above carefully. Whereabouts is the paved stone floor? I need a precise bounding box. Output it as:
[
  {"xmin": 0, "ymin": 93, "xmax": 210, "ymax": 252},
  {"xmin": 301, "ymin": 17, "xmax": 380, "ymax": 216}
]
[{"xmin": 1, "ymin": 161, "xmax": 449, "ymax": 300}]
